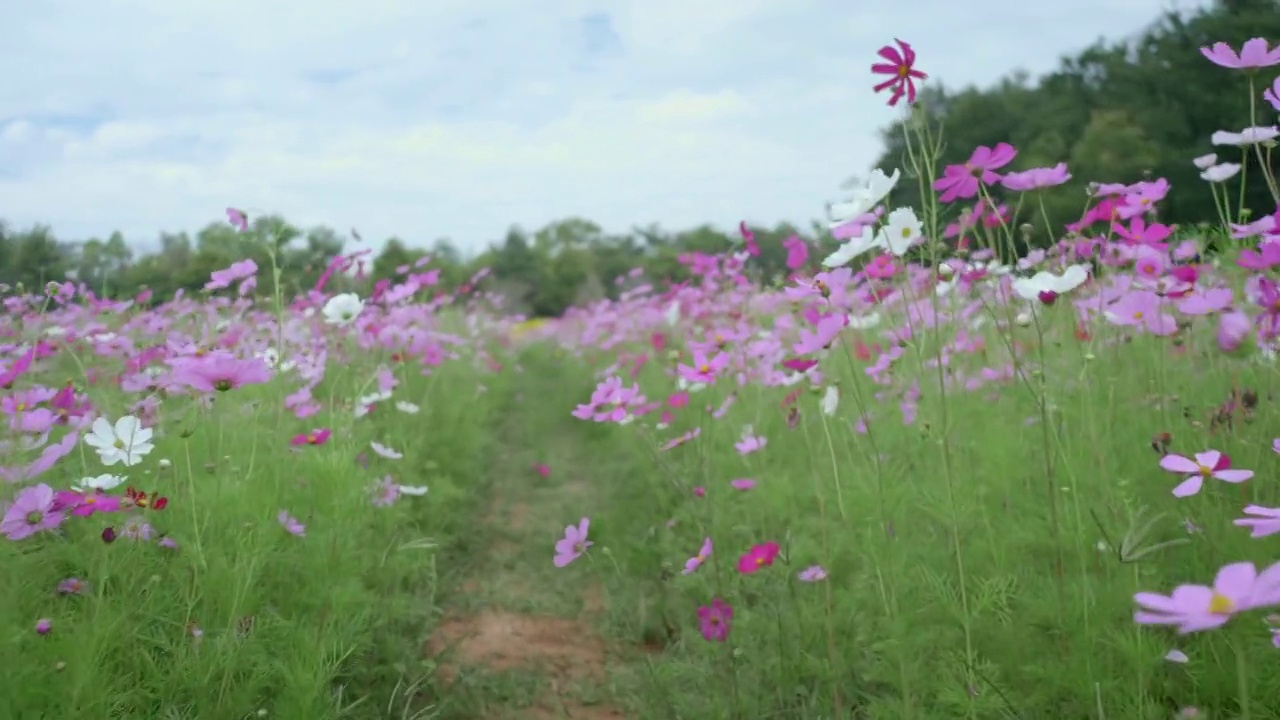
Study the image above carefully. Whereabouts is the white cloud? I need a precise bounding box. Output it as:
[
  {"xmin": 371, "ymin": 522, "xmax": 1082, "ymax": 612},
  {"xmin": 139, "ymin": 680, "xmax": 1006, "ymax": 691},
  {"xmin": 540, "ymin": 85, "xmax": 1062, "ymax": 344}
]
[{"xmin": 0, "ymin": 0, "xmax": 1209, "ymax": 254}]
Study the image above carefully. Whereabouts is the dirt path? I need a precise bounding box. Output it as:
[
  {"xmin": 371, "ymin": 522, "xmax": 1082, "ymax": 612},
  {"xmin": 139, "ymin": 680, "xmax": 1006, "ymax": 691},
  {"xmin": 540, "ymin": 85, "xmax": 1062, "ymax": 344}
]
[{"xmin": 424, "ymin": 383, "xmax": 628, "ymax": 720}]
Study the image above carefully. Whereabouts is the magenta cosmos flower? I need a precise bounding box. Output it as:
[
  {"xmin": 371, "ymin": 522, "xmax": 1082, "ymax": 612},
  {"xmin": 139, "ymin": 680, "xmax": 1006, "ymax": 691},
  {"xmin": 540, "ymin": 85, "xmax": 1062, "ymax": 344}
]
[
  {"xmin": 737, "ymin": 541, "xmax": 780, "ymax": 574},
  {"xmin": 697, "ymin": 598, "xmax": 733, "ymax": 642},
  {"xmin": 870, "ymin": 38, "xmax": 927, "ymax": 106},
  {"xmin": 290, "ymin": 428, "xmax": 331, "ymax": 446},
  {"xmin": 554, "ymin": 517, "xmax": 592, "ymax": 567},
  {"xmin": 1159, "ymin": 450, "xmax": 1253, "ymax": 497},
  {"xmin": 1135, "ymin": 561, "xmax": 1280, "ymax": 634}
]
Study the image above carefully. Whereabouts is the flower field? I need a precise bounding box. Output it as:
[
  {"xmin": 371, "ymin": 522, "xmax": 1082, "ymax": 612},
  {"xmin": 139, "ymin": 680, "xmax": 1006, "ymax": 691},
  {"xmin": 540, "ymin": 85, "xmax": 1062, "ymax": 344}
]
[{"xmin": 2, "ymin": 36, "xmax": 1280, "ymax": 720}]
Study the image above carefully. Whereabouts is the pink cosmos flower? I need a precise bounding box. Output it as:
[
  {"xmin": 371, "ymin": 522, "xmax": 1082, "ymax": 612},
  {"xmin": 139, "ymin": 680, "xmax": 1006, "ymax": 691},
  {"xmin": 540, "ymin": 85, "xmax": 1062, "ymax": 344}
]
[
  {"xmin": 1134, "ymin": 561, "xmax": 1280, "ymax": 633},
  {"xmin": 1, "ymin": 484, "xmax": 65, "ymax": 540},
  {"xmin": 730, "ymin": 478, "xmax": 756, "ymax": 491},
  {"xmin": 737, "ymin": 541, "xmax": 780, "ymax": 574},
  {"xmin": 734, "ymin": 432, "xmax": 766, "ymax": 455},
  {"xmin": 226, "ymin": 207, "xmax": 250, "ymax": 232},
  {"xmin": 677, "ymin": 350, "xmax": 729, "ymax": 384},
  {"xmin": 1159, "ymin": 450, "xmax": 1253, "ymax": 497},
  {"xmin": 278, "ymin": 510, "xmax": 306, "ymax": 537},
  {"xmin": 205, "ymin": 259, "xmax": 258, "ymax": 290},
  {"xmin": 1216, "ymin": 310, "xmax": 1252, "ymax": 353},
  {"xmin": 782, "ymin": 235, "xmax": 809, "ymax": 270},
  {"xmin": 1234, "ymin": 506, "xmax": 1280, "ymax": 538},
  {"xmin": 1000, "ymin": 163, "xmax": 1071, "ymax": 191},
  {"xmin": 172, "ymin": 353, "xmax": 271, "ymax": 393},
  {"xmin": 554, "ymin": 517, "xmax": 592, "ymax": 567},
  {"xmin": 57, "ymin": 577, "xmax": 89, "ymax": 595},
  {"xmin": 933, "ymin": 143, "xmax": 1017, "ymax": 202},
  {"xmin": 697, "ymin": 598, "xmax": 733, "ymax": 642},
  {"xmin": 1266, "ymin": 75, "xmax": 1280, "ymax": 112},
  {"xmin": 683, "ymin": 537, "xmax": 712, "ymax": 575},
  {"xmin": 1105, "ymin": 290, "xmax": 1177, "ymax": 335},
  {"xmin": 1200, "ymin": 38, "xmax": 1280, "ymax": 69},
  {"xmin": 798, "ymin": 565, "xmax": 828, "ymax": 582}
]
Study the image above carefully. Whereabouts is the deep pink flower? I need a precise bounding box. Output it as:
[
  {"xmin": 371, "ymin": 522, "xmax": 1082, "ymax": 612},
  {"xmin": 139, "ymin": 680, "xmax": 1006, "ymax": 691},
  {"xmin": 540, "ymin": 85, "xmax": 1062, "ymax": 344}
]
[
  {"xmin": 737, "ymin": 541, "xmax": 780, "ymax": 574},
  {"xmin": 291, "ymin": 428, "xmax": 331, "ymax": 446},
  {"xmin": 870, "ymin": 39, "xmax": 927, "ymax": 106},
  {"xmin": 697, "ymin": 598, "xmax": 733, "ymax": 642}
]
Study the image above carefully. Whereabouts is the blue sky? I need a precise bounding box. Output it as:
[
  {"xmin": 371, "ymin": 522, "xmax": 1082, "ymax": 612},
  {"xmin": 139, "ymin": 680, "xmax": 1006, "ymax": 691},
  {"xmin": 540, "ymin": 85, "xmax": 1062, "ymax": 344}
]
[{"xmin": 0, "ymin": 0, "xmax": 1208, "ymax": 254}]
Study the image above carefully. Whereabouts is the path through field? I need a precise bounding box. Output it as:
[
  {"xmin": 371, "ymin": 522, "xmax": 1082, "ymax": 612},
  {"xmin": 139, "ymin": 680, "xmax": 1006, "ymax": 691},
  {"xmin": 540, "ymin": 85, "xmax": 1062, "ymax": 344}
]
[{"xmin": 425, "ymin": 372, "xmax": 630, "ymax": 720}]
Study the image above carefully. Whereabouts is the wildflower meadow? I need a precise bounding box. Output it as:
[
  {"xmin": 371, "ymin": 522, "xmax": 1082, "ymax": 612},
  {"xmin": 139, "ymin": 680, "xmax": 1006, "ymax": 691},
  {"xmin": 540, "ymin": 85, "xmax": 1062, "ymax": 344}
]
[{"xmin": 5, "ymin": 29, "xmax": 1280, "ymax": 720}]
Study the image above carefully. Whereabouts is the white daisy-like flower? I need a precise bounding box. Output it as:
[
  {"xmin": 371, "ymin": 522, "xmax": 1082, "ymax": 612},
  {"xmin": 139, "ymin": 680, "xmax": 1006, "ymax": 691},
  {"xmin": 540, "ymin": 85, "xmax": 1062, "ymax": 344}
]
[
  {"xmin": 73, "ymin": 474, "xmax": 127, "ymax": 492},
  {"xmin": 322, "ymin": 293, "xmax": 365, "ymax": 326},
  {"xmin": 83, "ymin": 415, "xmax": 154, "ymax": 467}
]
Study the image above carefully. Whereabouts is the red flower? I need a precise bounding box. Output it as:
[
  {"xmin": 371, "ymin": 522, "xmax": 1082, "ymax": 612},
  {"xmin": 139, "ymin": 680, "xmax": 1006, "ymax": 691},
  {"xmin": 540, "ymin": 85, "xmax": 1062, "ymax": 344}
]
[{"xmin": 871, "ymin": 39, "xmax": 928, "ymax": 106}]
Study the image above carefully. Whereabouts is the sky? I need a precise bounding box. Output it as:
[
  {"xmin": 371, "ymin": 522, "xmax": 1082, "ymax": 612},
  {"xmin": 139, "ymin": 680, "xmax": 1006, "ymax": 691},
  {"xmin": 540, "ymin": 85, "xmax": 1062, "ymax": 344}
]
[{"xmin": 0, "ymin": 0, "xmax": 1208, "ymax": 256}]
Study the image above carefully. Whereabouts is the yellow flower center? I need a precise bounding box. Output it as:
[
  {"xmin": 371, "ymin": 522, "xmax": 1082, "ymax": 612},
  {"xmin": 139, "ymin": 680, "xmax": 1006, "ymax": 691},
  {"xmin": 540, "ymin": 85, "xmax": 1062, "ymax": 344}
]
[
  {"xmin": 1208, "ymin": 592, "xmax": 1235, "ymax": 615},
  {"xmin": 896, "ymin": 65, "xmax": 909, "ymax": 78},
  {"xmin": 698, "ymin": 363, "xmax": 710, "ymax": 374},
  {"xmin": 1132, "ymin": 311, "xmax": 1144, "ymax": 320},
  {"xmin": 1197, "ymin": 464, "xmax": 1214, "ymax": 477}
]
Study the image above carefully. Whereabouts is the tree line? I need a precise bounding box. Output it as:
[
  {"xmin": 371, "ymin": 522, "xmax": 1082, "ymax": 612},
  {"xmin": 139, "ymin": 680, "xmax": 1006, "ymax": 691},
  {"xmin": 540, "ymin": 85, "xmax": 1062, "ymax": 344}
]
[{"xmin": 3, "ymin": 0, "xmax": 1276, "ymax": 316}]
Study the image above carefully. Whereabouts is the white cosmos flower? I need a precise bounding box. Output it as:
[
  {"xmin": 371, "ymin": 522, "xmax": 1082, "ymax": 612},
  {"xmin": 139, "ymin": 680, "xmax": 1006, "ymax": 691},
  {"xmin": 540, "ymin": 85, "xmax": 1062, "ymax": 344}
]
[
  {"xmin": 1211, "ymin": 126, "xmax": 1279, "ymax": 146},
  {"xmin": 371, "ymin": 441, "xmax": 403, "ymax": 460},
  {"xmin": 1201, "ymin": 163, "xmax": 1242, "ymax": 183},
  {"xmin": 665, "ymin": 301, "xmax": 680, "ymax": 327},
  {"xmin": 827, "ymin": 168, "xmax": 901, "ymax": 228},
  {"xmin": 878, "ymin": 207, "xmax": 922, "ymax": 256},
  {"xmin": 398, "ymin": 484, "xmax": 429, "ymax": 496},
  {"xmin": 1192, "ymin": 153, "xmax": 1218, "ymax": 170},
  {"xmin": 322, "ymin": 293, "xmax": 365, "ymax": 326},
  {"xmin": 394, "ymin": 401, "xmax": 420, "ymax": 414},
  {"xmin": 823, "ymin": 225, "xmax": 881, "ymax": 268},
  {"xmin": 83, "ymin": 415, "xmax": 154, "ymax": 467},
  {"xmin": 1011, "ymin": 265, "xmax": 1090, "ymax": 301},
  {"xmin": 73, "ymin": 473, "xmax": 126, "ymax": 492},
  {"xmin": 820, "ymin": 386, "xmax": 839, "ymax": 416},
  {"xmin": 848, "ymin": 312, "xmax": 881, "ymax": 330}
]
